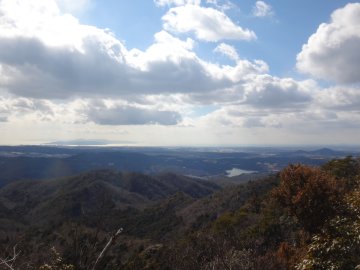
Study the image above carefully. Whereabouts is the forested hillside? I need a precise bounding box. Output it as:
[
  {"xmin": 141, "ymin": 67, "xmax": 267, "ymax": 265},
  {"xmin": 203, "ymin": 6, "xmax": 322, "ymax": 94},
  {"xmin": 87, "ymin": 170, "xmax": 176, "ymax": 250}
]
[{"xmin": 0, "ymin": 157, "xmax": 359, "ymax": 269}]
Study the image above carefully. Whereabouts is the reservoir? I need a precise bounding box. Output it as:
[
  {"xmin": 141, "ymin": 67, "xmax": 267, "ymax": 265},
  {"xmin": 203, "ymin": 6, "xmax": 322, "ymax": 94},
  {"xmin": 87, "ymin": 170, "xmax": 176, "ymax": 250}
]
[{"xmin": 226, "ymin": 168, "xmax": 257, "ymax": 177}]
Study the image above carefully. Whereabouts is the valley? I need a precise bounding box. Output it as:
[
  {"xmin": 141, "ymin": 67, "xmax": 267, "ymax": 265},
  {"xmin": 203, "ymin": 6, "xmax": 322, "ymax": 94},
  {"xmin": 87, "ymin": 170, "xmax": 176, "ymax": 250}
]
[{"xmin": 0, "ymin": 146, "xmax": 359, "ymax": 269}]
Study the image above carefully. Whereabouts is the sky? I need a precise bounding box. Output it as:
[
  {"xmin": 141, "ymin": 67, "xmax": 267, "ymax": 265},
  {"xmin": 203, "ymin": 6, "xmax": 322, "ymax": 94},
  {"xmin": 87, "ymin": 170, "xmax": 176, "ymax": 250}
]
[{"xmin": 0, "ymin": 0, "xmax": 359, "ymax": 146}]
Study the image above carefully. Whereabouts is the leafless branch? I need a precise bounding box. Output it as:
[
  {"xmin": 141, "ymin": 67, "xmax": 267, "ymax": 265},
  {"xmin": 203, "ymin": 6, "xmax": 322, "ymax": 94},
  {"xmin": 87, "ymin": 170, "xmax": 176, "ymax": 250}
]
[
  {"xmin": 91, "ymin": 227, "xmax": 123, "ymax": 270},
  {"xmin": 0, "ymin": 245, "xmax": 21, "ymax": 270}
]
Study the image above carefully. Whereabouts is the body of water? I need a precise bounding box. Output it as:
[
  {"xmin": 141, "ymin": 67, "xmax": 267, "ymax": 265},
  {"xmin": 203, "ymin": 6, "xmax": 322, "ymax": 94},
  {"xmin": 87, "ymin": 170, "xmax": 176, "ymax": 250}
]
[{"xmin": 226, "ymin": 168, "xmax": 257, "ymax": 177}]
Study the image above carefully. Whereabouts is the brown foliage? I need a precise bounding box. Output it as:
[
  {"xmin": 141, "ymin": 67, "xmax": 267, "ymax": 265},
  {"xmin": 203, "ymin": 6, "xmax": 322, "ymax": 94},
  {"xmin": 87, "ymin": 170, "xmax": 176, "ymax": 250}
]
[
  {"xmin": 275, "ymin": 241, "xmax": 307, "ymax": 269},
  {"xmin": 272, "ymin": 164, "xmax": 343, "ymax": 233}
]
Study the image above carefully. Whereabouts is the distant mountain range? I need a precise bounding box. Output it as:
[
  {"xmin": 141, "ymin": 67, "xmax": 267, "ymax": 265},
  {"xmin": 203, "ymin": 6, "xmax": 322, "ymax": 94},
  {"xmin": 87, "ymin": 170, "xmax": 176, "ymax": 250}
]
[
  {"xmin": 0, "ymin": 145, "xmax": 358, "ymax": 187},
  {"xmin": 46, "ymin": 139, "xmax": 133, "ymax": 146}
]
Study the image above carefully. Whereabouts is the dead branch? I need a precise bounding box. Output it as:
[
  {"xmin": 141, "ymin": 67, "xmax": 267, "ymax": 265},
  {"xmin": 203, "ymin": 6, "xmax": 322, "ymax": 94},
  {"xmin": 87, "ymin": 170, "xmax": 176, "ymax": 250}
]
[
  {"xmin": 0, "ymin": 245, "xmax": 21, "ymax": 270},
  {"xmin": 91, "ymin": 228, "xmax": 123, "ymax": 270}
]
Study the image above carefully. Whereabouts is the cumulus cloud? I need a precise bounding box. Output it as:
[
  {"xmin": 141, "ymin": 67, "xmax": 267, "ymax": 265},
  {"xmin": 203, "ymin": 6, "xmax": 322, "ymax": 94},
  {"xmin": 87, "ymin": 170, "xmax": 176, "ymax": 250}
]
[
  {"xmin": 241, "ymin": 115, "xmax": 282, "ymax": 128},
  {"xmin": 196, "ymin": 105, "xmax": 284, "ymax": 129},
  {"xmin": 87, "ymin": 104, "xmax": 182, "ymax": 125},
  {"xmin": 198, "ymin": 101, "xmax": 360, "ymax": 132},
  {"xmin": 0, "ymin": 96, "xmax": 58, "ymax": 123},
  {"xmin": 0, "ymin": 0, "xmax": 105, "ymax": 51},
  {"xmin": 162, "ymin": 5, "xmax": 256, "ymax": 42},
  {"xmin": 214, "ymin": 43, "xmax": 239, "ymax": 61},
  {"xmin": 181, "ymin": 68, "xmax": 316, "ymax": 108},
  {"xmin": 125, "ymin": 31, "xmax": 234, "ymax": 93},
  {"xmin": 55, "ymin": 0, "xmax": 91, "ymax": 13},
  {"xmin": 241, "ymin": 75, "xmax": 314, "ymax": 109},
  {"xmin": 189, "ymin": 78, "xmax": 360, "ymax": 132},
  {"xmin": 252, "ymin": 1, "xmax": 273, "ymax": 18},
  {"xmin": 206, "ymin": 0, "xmax": 236, "ymax": 12},
  {"xmin": 179, "ymin": 74, "xmax": 316, "ymax": 131},
  {"xmin": 0, "ymin": 96, "xmax": 182, "ymax": 126},
  {"xmin": 297, "ymin": 3, "xmax": 360, "ymax": 84},
  {"xmin": 0, "ymin": 36, "xmax": 130, "ymax": 98},
  {"xmin": 3, "ymin": 0, "xmax": 357, "ymax": 136},
  {"xmin": 154, "ymin": 0, "xmax": 200, "ymax": 7},
  {"xmin": 316, "ymin": 86, "xmax": 360, "ymax": 111},
  {"xmin": 0, "ymin": 0, "xmax": 131, "ymax": 98},
  {"xmin": 0, "ymin": 0, "xmax": 265, "ymax": 100}
]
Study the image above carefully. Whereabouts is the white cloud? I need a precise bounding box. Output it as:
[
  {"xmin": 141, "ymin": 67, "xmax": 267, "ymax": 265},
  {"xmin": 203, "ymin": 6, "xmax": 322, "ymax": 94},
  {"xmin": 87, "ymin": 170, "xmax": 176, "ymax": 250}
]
[
  {"xmin": 0, "ymin": 0, "xmax": 265, "ymax": 100},
  {"xmin": 214, "ymin": 43, "xmax": 239, "ymax": 61},
  {"xmin": 206, "ymin": 0, "xmax": 236, "ymax": 12},
  {"xmin": 241, "ymin": 75, "xmax": 314, "ymax": 109},
  {"xmin": 252, "ymin": 1, "xmax": 273, "ymax": 18},
  {"xmin": 297, "ymin": 3, "xmax": 360, "ymax": 84},
  {"xmin": 162, "ymin": 5, "xmax": 256, "ymax": 42},
  {"xmin": 55, "ymin": 0, "xmax": 91, "ymax": 13},
  {"xmin": 0, "ymin": 96, "xmax": 182, "ymax": 126},
  {"xmin": 154, "ymin": 0, "xmax": 201, "ymax": 7},
  {"xmin": 0, "ymin": 0, "xmax": 101, "ymax": 51},
  {"xmin": 196, "ymin": 99, "xmax": 360, "ymax": 133},
  {"xmin": 194, "ymin": 105, "xmax": 283, "ymax": 129},
  {"xmin": 186, "ymin": 74, "xmax": 317, "ymax": 129},
  {"xmin": 0, "ymin": 96, "xmax": 88, "ymax": 124},
  {"xmin": 86, "ymin": 102, "xmax": 182, "ymax": 125},
  {"xmin": 315, "ymin": 86, "xmax": 360, "ymax": 111},
  {"xmin": 179, "ymin": 73, "xmax": 313, "ymax": 114},
  {"xmin": 126, "ymin": 30, "xmax": 196, "ymax": 70},
  {"xmin": 2, "ymin": 0, "xmax": 360, "ymax": 145},
  {"xmin": 0, "ymin": 36, "xmax": 129, "ymax": 98}
]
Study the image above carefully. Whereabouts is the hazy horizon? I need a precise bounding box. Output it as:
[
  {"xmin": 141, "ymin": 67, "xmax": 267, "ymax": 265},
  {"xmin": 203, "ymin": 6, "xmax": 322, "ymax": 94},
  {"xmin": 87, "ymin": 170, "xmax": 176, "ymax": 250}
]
[{"xmin": 2, "ymin": 142, "xmax": 360, "ymax": 152}]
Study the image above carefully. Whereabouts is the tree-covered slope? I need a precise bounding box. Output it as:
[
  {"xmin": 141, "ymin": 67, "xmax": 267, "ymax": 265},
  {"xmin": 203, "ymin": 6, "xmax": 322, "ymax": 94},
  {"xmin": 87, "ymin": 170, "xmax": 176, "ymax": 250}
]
[{"xmin": 0, "ymin": 157, "xmax": 359, "ymax": 269}]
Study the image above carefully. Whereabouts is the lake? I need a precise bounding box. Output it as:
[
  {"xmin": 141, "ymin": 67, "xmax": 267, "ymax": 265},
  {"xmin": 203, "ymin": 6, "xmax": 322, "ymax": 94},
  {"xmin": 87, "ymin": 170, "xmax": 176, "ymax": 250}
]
[{"xmin": 226, "ymin": 168, "xmax": 257, "ymax": 177}]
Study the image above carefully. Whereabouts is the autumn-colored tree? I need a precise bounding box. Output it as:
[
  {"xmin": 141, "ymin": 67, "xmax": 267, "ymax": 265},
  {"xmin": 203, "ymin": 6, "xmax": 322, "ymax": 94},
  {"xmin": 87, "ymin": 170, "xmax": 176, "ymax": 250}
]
[
  {"xmin": 273, "ymin": 164, "xmax": 343, "ymax": 233},
  {"xmin": 296, "ymin": 184, "xmax": 360, "ymax": 270}
]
